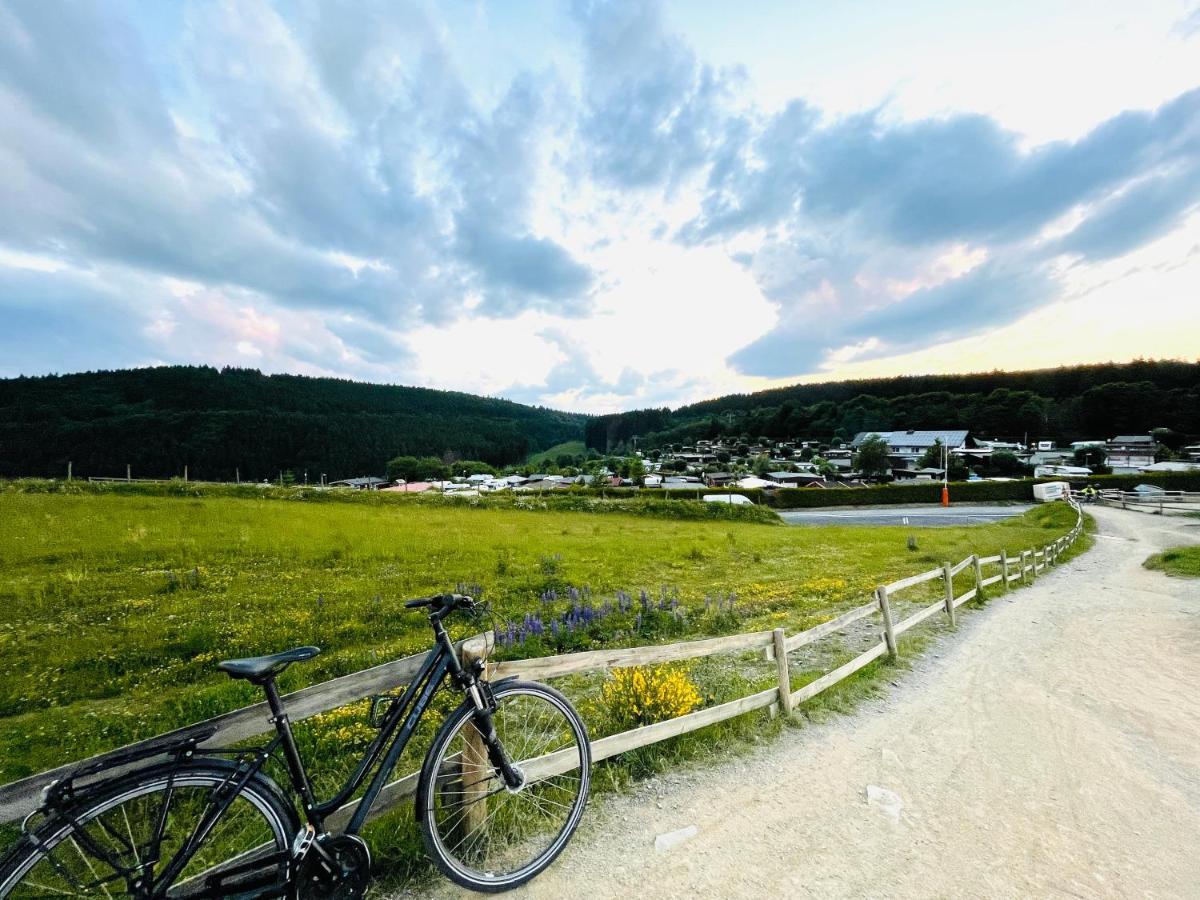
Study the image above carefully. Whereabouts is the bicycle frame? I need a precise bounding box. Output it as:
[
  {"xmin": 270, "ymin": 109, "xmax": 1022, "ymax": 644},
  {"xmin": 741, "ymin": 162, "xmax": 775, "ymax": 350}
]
[
  {"xmin": 152, "ymin": 613, "xmax": 470, "ymax": 871},
  {"xmin": 275, "ymin": 614, "xmax": 469, "ymax": 837}
]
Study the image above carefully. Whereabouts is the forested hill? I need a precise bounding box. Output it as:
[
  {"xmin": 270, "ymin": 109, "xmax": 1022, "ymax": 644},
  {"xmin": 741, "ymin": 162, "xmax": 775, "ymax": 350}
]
[
  {"xmin": 0, "ymin": 367, "xmax": 585, "ymax": 480},
  {"xmin": 585, "ymin": 360, "xmax": 1200, "ymax": 451}
]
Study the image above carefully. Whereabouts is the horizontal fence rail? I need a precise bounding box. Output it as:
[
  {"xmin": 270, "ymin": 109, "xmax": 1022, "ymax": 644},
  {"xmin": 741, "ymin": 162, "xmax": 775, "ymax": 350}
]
[
  {"xmin": 1098, "ymin": 489, "xmax": 1200, "ymax": 514},
  {"xmin": 0, "ymin": 503, "xmax": 1086, "ymax": 825}
]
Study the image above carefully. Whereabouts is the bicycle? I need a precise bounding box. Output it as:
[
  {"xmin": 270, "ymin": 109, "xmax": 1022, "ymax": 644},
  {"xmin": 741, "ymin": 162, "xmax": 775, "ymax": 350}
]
[{"xmin": 0, "ymin": 593, "xmax": 591, "ymax": 896}]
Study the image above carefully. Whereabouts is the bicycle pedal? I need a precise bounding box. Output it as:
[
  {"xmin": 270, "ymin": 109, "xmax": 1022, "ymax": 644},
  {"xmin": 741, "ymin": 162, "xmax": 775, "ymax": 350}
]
[{"xmin": 291, "ymin": 824, "xmax": 317, "ymax": 860}]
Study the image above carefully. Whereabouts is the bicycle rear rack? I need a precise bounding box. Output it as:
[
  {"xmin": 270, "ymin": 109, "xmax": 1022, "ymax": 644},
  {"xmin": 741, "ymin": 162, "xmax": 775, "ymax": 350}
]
[{"xmin": 39, "ymin": 725, "xmax": 219, "ymax": 812}]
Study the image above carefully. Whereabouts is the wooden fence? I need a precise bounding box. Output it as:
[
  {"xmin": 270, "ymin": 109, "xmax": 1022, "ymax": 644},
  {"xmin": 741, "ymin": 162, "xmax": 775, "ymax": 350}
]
[
  {"xmin": 0, "ymin": 503, "xmax": 1085, "ymax": 827},
  {"xmin": 1098, "ymin": 489, "xmax": 1200, "ymax": 515}
]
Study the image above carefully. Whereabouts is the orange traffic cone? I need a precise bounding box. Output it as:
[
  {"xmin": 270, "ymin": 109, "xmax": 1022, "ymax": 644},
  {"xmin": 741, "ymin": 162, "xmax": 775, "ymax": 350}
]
[{"xmin": 941, "ymin": 484, "xmax": 950, "ymax": 507}]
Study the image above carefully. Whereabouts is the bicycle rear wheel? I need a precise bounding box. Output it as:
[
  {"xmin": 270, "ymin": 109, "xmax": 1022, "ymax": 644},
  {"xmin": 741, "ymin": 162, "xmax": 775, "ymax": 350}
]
[
  {"xmin": 417, "ymin": 680, "xmax": 590, "ymax": 893},
  {"xmin": 0, "ymin": 761, "xmax": 296, "ymax": 898}
]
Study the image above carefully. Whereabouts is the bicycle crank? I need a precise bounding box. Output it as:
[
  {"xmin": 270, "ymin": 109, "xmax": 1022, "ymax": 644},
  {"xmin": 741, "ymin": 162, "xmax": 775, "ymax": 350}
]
[{"xmin": 293, "ymin": 834, "xmax": 371, "ymax": 899}]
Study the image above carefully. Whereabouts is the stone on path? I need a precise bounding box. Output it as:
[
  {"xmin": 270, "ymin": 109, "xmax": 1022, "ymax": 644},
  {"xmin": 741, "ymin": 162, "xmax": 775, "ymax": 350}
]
[
  {"xmin": 866, "ymin": 784, "xmax": 903, "ymax": 822},
  {"xmin": 655, "ymin": 825, "xmax": 699, "ymax": 851}
]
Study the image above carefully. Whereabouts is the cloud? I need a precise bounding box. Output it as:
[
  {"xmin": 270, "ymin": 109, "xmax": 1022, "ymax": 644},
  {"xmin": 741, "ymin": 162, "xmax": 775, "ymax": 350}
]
[
  {"xmin": 1054, "ymin": 164, "xmax": 1200, "ymax": 262},
  {"xmin": 729, "ymin": 258, "xmax": 1053, "ymax": 376},
  {"xmin": 685, "ymin": 86, "xmax": 1200, "ymax": 378},
  {"xmin": 0, "ymin": 266, "xmax": 159, "ymax": 376},
  {"xmin": 0, "ymin": 0, "xmax": 593, "ymax": 340},
  {"xmin": 686, "ymin": 88, "xmax": 1200, "ymax": 248},
  {"xmin": 1172, "ymin": 6, "xmax": 1200, "ymax": 39},
  {"xmin": 573, "ymin": 0, "xmax": 743, "ymax": 190}
]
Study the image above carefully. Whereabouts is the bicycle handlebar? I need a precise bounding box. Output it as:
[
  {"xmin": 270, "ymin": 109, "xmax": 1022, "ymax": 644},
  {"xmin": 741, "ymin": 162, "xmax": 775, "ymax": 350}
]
[{"xmin": 404, "ymin": 593, "xmax": 476, "ymax": 614}]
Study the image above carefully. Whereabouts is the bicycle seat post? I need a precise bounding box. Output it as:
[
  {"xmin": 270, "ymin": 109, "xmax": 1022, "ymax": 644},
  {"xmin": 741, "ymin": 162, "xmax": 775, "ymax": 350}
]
[{"xmin": 262, "ymin": 677, "xmax": 321, "ymax": 829}]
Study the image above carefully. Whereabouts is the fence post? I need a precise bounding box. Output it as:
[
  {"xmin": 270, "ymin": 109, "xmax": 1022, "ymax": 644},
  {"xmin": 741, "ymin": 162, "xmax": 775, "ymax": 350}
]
[
  {"xmin": 772, "ymin": 628, "xmax": 792, "ymax": 717},
  {"xmin": 1000, "ymin": 550, "xmax": 1009, "ymax": 591},
  {"xmin": 1020, "ymin": 551, "xmax": 1029, "ymax": 583},
  {"xmin": 942, "ymin": 562, "xmax": 956, "ymax": 627},
  {"xmin": 972, "ymin": 554, "xmax": 983, "ymax": 596},
  {"xmin": 876, "ymin": 586, "xmax": 898, "ymax": 658},
  {"xmin": 459, "ymin": 636, "xmax": 492, "ymax": 836}
]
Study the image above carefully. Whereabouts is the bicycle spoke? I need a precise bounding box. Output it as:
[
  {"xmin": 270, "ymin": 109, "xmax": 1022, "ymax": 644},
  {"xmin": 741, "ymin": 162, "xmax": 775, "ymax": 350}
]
[
  {"xmin": 425, "ymin": 685, "xmax": 588, "ymax": 887},
  {"xmin": 2, "ymin": 776, "xmax": 288, "ymax": 899}
]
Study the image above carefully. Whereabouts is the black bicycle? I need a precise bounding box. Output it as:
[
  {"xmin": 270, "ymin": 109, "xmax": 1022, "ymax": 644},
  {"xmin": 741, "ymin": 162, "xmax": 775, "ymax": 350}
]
[{"xmin": 0, "ymin": 593, "xmax": 590, "ymax": 896}]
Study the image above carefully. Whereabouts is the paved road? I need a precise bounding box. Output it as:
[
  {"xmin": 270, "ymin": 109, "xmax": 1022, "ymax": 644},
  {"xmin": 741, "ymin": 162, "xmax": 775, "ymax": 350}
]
[
  {"xmin": 411, "ymin": 506, "xmax": 1200, "ymax": 899},
  {"xmin": 779, "ymin": 503, "xmax": 1032, "ymax": 526}
]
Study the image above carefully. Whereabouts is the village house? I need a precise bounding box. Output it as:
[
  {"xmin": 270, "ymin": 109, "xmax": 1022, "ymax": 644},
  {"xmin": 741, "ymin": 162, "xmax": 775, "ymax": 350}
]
[
  {"xmin": 327, "ymin": 476, "xmax": 388, "ymax": 490},
  {"xmin": 1106, "ymin": 435, "xmax": 1157, "ymax": 473},
  {"xmin": 850, "ymin": 430, "xmax": 975, "ymax": 469}
]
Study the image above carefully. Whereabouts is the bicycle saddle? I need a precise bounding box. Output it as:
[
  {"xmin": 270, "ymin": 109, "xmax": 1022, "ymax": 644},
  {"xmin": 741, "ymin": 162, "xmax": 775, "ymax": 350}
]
[{"xmin": 217, "ymin": 646, "xmax": 321, "ymax": 683}]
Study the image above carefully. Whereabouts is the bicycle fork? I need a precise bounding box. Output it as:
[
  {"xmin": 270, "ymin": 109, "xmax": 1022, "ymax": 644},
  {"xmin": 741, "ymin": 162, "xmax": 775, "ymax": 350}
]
[{"xmin": 465, "ymin": 681, "xmax": 523, "ymax": 791}]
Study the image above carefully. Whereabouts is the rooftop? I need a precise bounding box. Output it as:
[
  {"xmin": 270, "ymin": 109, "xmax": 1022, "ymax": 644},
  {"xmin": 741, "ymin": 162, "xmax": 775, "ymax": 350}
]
[{"xmin": 851, "ymin": 430, "xmax": 970, "ymax": 449}]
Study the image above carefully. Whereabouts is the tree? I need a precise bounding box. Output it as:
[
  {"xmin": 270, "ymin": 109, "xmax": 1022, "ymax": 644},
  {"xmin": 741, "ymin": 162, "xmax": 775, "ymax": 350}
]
[
  {"xmin": 799, "ymin": 447, "xmax": 814, "ymax": 462},
  {"xmin": 715, "ymin": 449, "xmax": 731, "ymax": 464},
  {"xmin": 1071, "ymin": 447, "xmax": 1106, "ymax": 471},
  {"xmin": 991, "ymin": 450, "xmax": 1028, "ymax": 476},
  {"xmin": 853, "ymin": 434, "xmax": 891, "ymax": 477},
  {"xmin": 627, "ymin": 457, "xmax": 646, "ymax": 482},
  {"xmin": 917, "ymin": 439, "xmax": 945, "ymax": 470},
  {"xmin": 751, "ymin": 454, "xmax": 772, "ymax": 478},
  {"xmin": 385, "ymin": 455, "xmax": 421, "ymax": 481}
]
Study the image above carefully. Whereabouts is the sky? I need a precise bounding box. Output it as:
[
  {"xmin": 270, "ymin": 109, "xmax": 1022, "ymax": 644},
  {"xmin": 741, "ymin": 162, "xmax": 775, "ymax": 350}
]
[{"xmin": 1, "ymin": 1, "xmax": 1198, "ymax": 413}]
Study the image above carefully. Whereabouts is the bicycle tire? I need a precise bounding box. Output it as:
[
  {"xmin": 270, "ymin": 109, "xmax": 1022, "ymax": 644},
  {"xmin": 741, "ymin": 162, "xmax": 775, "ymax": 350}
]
[
  {"xmin": 0, "ymin": 759, "xmax": 298, "ymax": 898},
  {"xmin": 416, "ymin": 680, "xmax": 590, "ymax": 893}
]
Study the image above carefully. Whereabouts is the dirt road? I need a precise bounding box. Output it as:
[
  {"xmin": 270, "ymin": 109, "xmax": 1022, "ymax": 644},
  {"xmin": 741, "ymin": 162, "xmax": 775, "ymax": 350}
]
[{"xmin": 412, "ymin": 507, "xmax": 1200, "ymax": 899}]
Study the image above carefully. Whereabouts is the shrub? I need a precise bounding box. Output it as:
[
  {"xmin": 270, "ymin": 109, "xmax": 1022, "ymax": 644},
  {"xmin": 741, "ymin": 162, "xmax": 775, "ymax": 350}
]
[{"xmin": 601, "ymin": 665, "xmax": 701, "ymax": 729}]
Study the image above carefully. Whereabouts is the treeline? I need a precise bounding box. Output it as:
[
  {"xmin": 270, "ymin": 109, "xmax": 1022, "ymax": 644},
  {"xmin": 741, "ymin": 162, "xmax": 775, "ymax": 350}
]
[
  {"xmin": 585, "ymin": 361, "xmax": 1200, "ymax": 451},
  {"xmin": 0, "ymin": 367, "xmax": 585, "ymax": 480}
]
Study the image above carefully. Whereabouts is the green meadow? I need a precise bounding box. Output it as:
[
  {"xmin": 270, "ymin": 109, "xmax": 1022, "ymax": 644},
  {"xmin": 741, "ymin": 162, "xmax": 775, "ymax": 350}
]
[{"xmin": 0, "ymin": 486, "xmax": 1078, "ymax": 784}]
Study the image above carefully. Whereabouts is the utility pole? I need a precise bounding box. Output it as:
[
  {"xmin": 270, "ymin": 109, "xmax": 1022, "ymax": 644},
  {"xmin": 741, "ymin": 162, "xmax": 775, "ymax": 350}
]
[
  {"xmin": 184, "ymin": 465, "xmax": 188, "ymax": 483},
  {"xmin": 126, "ymin": 464, "xmax": 131, "ymax": 482},
  {"xmin": 67, "ymin": 461, "xmax": 72, "ymax": 481},
  {"xmin": 236, "ymin": 467, "xmax": 240, "ymax": 484}
]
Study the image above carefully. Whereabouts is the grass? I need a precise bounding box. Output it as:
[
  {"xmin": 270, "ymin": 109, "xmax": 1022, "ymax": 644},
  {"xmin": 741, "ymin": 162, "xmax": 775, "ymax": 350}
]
[
  {"xmin": 0, "ymin": 485, "xmax": 1079, "ymax": 890},
  {"xmin": 525, "ymin": 440, "xmax": 587, "ymax": 467},
  {"xmin": 1143, "ymin": 545, "xmax": 1200, "ymax": 577}
]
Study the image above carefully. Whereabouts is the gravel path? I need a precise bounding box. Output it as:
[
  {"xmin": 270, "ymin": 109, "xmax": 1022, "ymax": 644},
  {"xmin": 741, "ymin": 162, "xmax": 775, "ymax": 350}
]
[{"xmin": 406, "ymin": 507, "xmax": 1200, "ymax": 899}]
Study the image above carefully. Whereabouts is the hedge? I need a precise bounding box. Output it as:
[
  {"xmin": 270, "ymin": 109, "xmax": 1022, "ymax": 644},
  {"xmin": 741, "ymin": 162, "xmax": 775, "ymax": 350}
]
[{"xmin": 632, "ymin": 471, "xmax": 1200, "ymax": 509}]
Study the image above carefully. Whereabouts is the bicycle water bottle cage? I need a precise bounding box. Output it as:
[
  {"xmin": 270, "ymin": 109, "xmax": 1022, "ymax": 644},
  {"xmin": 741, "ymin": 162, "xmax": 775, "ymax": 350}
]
[
  {"xmin": 41, "ymin": 725, "xmax": 218, "ymax": 810},
  {"xmin": 367, "ymin": 694, "xmax": 402, "ymax": 728}
]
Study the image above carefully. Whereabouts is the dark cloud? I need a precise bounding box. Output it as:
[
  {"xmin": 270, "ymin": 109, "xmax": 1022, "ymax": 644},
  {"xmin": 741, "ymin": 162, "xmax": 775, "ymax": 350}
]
[
  {"xmin": 729, "ymin": 259, "xmax": 1054, "ymax": 376},
  {"xmin": 0, "ymin": 0, "xmax": 592, "ymax": 341},
  {"xmin": 326, "ymin": 317, "xmax": 414, "ymax": 367},
  {"xmin": 573, "ymin": 0, "xmax": 742, "ymax": 190},
  {"xmin": 0, "ymin": 266, "xmax": 157, "ymax": 376},
  {"xmin": 687, "ymin": 89, "xmax": 1200, "ymax": 248},
  {"xmin": 1054, "ymin": 164, "xmax": 1200, "ymax": 262}
]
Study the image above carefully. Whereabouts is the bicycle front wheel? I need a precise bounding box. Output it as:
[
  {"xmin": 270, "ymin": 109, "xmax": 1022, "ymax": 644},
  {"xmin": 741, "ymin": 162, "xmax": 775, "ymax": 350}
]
[
  {"xmin": 0, "ymin": 761, "xmax": 296, "ymax": 898},
  {"xmin": 417, "ymin": 680, "xmax": 590, "ymax": 892}
]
